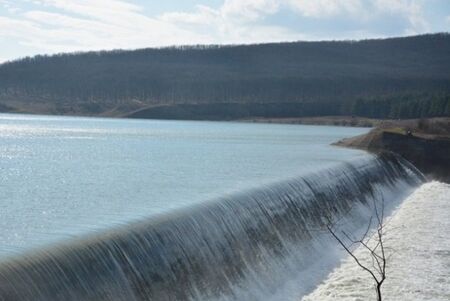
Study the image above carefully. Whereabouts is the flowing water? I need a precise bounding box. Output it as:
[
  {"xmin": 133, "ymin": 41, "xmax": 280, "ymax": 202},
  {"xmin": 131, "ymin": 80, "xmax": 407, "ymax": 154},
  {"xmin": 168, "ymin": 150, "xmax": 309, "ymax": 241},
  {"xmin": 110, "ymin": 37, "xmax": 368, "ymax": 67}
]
[
  {"xmin": 302, "ymin": 181, "xmax": 450, "ymax": 301},
  {"xmin": 0, "ymin": 114, "xmax": 425, "ymax": 300}
]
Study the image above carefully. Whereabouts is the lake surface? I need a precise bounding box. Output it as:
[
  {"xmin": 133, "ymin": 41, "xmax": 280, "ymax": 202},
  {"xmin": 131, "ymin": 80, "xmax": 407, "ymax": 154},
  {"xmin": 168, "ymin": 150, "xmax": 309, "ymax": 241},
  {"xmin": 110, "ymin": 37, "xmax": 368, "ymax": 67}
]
[{"xmin": 0, "ymin": 113, "xmax": 368, "ymax": 257}]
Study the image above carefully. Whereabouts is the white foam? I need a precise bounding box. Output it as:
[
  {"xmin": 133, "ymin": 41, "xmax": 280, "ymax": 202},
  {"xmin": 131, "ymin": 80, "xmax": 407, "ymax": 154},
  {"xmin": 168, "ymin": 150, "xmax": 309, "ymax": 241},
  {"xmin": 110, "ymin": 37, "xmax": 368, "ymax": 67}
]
[{"xmin": 302, "ymin": 181, "xmax": 450, "ymax": 301}]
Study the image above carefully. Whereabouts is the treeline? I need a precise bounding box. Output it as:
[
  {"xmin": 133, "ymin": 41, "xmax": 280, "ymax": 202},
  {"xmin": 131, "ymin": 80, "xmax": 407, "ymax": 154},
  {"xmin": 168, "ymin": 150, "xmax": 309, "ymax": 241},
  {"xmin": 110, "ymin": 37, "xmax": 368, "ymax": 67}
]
[
  {"xmin": 127, "ymin": 93, "xmax": 449, "ymax": 120},
  {"xmin": 0, "ymin": 33, "xmax": 449, "ymax": 119},
  {"xmin": 351, "ymin": 93, "xmax": 450, "ymax": 119}
]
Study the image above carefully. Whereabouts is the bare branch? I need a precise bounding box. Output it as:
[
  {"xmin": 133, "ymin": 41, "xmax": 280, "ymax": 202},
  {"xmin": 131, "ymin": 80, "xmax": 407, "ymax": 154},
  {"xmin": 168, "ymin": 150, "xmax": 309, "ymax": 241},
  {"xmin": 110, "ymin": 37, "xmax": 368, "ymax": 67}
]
[
  {"xmin": 326, "ymin": 195, "xmax": 388, "ymax": 301},
  {"xmin": 327, "ymin": 225, "xmax": 380, "ymax": 284}
]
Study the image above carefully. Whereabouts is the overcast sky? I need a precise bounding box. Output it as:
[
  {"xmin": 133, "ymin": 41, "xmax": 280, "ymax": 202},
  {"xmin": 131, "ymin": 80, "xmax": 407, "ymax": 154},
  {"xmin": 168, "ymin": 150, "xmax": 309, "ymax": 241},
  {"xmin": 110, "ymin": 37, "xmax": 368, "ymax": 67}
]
[{"xmin": 0, "ymin": 0, "xmax": 449, "ymax": 62}]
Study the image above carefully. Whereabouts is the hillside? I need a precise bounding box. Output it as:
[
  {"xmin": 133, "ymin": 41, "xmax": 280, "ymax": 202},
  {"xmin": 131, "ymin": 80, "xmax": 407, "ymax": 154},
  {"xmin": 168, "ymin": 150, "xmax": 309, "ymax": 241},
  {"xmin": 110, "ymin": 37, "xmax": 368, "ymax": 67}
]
[{"xmin": 0, "ymin": 34, "xmax": 449, "ymax": 119}]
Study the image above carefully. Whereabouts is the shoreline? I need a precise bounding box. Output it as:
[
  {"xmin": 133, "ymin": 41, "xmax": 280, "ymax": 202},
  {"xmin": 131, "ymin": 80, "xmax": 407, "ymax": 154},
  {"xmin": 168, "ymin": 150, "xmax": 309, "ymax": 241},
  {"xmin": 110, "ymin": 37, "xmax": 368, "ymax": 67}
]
[
  {"xmin": 1, "ymin": 110, "xmax": 447, "ymax": 129},
  {"xmin": 1, "ymin": 111, "xmax": 448, "ymax": 181},
  {"xmin": 0, "ymin": 112, "xmax": 380, "ymax": 126},
  {"xmin": 333, "ymin": 117, "xmax": 450, "ymax": 183},
  {"xmin": 237, "ymin": 116, "xmax": 380, "ymax": 127}
]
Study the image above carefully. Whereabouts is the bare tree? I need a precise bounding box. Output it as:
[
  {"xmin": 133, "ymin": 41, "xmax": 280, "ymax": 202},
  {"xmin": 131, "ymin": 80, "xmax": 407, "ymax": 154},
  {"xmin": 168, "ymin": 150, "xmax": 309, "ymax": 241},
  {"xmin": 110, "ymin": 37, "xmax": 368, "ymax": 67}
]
[{"xmin": 326, "ymin": 198, "xmax": 387, "ymax": 301}]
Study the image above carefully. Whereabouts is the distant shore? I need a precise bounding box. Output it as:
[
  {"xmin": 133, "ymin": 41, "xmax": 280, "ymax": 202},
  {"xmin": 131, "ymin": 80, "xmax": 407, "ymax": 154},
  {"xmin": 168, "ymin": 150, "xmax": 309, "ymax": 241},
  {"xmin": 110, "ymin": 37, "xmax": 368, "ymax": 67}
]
[{"xmin": 239, "ymin": 116, "xmax": 382, "ymax": 127}]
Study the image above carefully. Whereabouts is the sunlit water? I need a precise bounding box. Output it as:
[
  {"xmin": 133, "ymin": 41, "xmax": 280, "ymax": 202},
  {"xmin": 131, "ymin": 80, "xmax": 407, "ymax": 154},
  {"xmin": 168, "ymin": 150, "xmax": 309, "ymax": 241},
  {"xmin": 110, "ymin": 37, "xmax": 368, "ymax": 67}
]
[{"xmin": 0, "ymin": 113, "xmax": 368, "ymax": 257}]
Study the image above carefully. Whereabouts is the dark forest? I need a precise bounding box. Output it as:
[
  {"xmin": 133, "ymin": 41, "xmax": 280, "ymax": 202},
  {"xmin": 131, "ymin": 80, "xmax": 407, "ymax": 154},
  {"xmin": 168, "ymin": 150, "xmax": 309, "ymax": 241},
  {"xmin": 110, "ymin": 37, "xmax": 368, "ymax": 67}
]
[{"xmin": 0, "ymin": 33, "xmax": 449, "ymax": 120}]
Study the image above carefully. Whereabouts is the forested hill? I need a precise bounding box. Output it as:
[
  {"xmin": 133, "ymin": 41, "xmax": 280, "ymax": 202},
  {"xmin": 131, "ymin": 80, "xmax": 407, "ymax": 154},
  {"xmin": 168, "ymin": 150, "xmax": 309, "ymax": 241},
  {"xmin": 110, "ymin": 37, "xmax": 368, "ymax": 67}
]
[{"xmin": 0, "ymin": 33, "xmax": 449, "ymax": 120}]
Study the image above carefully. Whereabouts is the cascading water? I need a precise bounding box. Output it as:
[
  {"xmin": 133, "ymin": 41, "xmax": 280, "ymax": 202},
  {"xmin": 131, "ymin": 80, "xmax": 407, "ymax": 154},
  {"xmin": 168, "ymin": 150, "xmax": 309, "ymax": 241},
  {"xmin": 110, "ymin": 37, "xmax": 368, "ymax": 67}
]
[{"xmin": 0, "ymin": 153, "xmax": 424, "ymax": 301}]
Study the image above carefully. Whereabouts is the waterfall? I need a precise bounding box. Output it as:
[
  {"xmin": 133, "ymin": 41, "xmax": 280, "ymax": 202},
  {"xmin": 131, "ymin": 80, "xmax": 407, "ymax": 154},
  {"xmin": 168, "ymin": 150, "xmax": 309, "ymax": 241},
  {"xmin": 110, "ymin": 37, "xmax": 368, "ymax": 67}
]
[{"xmin": 0, "ymin": 153, "xmax": 424, "ymax": 301}]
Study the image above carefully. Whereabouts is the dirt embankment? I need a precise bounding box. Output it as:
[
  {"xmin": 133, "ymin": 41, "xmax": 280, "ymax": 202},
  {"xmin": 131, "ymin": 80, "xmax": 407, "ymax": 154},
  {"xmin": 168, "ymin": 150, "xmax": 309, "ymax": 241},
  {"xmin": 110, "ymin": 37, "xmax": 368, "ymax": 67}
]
[{"xmin": 335, "ymin": 118, "xmax": 450, "ymax": 183}]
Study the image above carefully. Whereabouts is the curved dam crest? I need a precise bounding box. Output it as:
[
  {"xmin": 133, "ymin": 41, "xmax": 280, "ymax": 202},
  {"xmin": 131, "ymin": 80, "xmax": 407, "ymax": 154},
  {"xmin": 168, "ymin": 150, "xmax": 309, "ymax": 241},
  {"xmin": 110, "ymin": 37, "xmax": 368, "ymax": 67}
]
[{"xmin": 0, "ymin": 153, "xmax": 424, "ymax": 301}]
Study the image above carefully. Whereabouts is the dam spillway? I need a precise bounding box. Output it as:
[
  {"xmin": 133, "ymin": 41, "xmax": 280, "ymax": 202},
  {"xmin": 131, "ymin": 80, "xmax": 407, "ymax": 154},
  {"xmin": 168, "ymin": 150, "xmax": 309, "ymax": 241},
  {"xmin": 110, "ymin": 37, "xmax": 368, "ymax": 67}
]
[{"xmin": 0, "ymin": 153, "xmax": 424, "ymax": 301}]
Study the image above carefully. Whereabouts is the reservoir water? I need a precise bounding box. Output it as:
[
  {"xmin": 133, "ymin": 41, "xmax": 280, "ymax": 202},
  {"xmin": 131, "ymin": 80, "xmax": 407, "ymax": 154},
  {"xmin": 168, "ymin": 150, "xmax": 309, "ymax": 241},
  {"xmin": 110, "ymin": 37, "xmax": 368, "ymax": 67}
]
[{"xmin": 0, "ymin": 113, "xmax": 368, "ymax": 257}]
